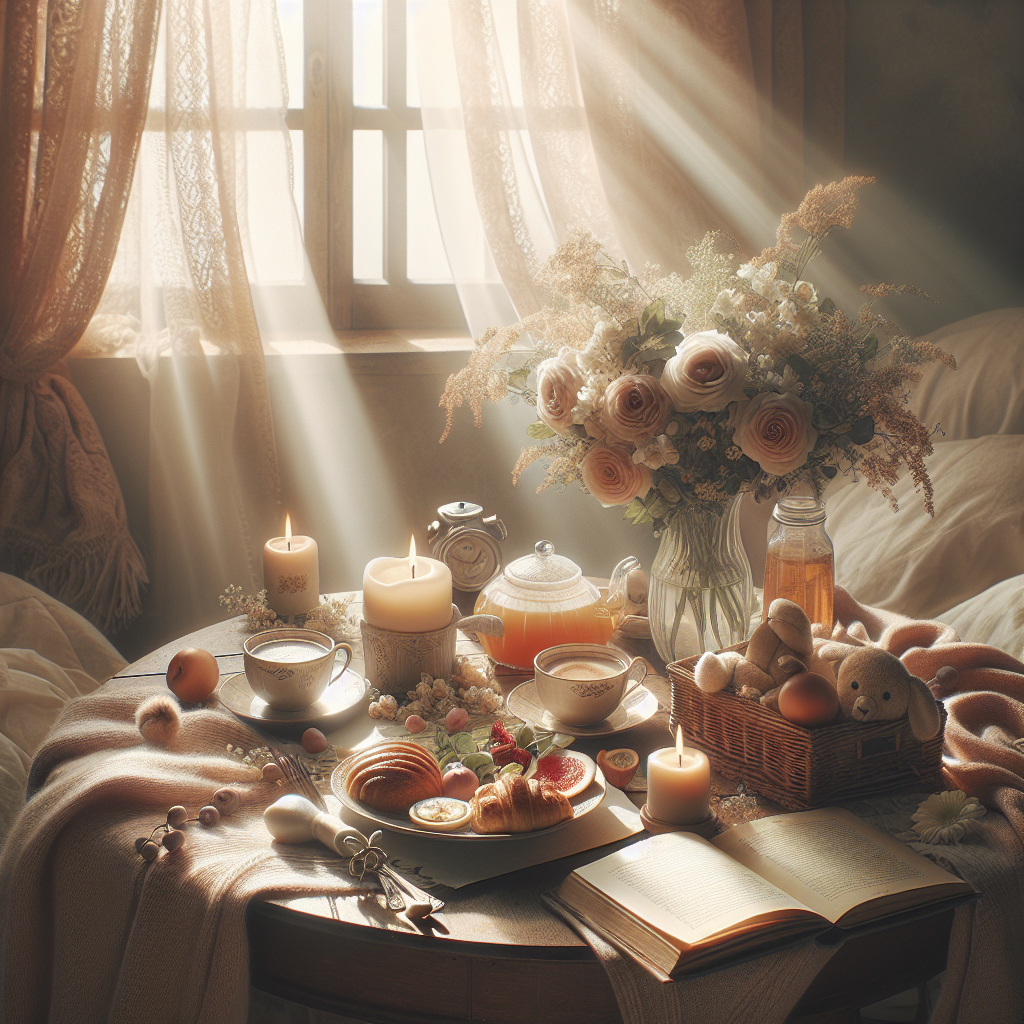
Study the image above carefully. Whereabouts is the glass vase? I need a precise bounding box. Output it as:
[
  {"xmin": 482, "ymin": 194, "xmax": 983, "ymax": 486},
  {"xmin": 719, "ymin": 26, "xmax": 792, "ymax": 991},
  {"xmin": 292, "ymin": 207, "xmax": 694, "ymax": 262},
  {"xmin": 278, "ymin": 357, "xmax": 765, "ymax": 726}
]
[{"xmin": 648, "ymin": 496, "xmax": 754, "ymax": 663}]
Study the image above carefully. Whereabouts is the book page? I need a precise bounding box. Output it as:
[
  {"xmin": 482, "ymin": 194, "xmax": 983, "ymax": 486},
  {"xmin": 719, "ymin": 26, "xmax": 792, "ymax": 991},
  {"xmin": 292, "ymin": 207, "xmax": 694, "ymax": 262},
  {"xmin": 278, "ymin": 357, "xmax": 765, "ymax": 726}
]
[
  {"xmin": 714, "ymin": 807, "xmax": 970, "ymax": 924},
  {"xmin": 573, "ymin": 832, "xmax": 816, "ymax": 946}
]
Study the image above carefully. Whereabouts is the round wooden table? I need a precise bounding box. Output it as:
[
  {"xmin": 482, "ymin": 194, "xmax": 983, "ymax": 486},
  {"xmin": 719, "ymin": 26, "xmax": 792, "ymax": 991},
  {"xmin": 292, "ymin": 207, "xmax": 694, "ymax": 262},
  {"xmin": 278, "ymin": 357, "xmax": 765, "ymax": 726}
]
[{"xmin": 118, "ymin": 603, "xmax": 952, "ymax": 1024}]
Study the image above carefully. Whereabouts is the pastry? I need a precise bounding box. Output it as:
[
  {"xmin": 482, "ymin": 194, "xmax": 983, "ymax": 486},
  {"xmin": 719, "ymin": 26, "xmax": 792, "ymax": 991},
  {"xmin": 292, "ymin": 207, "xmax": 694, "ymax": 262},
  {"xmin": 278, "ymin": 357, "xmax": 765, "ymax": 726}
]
[
  {"xmin": 345, "ymin": 742, "xmax": 443, "ymax": 814},
  {"xmin": 469, "ymin": 773, "xmax": 573, "ymax": 834}
]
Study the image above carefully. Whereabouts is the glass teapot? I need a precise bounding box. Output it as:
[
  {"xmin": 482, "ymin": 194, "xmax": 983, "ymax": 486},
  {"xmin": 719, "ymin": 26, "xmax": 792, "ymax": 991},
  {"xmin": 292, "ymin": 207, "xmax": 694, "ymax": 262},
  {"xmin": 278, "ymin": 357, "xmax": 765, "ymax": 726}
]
[{"xmin": 472, "ymin": 541, "xmax": 638, "ymax": 671}]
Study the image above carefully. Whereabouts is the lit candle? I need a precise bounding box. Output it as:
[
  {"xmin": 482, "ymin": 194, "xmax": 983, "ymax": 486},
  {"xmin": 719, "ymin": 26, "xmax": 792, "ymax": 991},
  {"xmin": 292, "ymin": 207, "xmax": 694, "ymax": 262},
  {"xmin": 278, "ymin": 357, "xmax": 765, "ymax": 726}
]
[
  {"xmin": 263, "ymin": 515, "xmax": 320, "ymax": 617},
  {"xmin": 647, "ymin": 726, "xmax": 711, "ymax": 825},
  {"xmin": 362, "ymin": 537, "xmax": 453, "ymax": 633}
]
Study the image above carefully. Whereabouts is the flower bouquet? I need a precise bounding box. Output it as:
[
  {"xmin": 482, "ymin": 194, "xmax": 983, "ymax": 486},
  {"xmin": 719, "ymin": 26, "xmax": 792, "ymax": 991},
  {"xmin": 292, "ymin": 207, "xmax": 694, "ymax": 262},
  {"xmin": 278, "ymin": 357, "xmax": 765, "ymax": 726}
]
[{"xmin": 440, "ymin": 178, "xmax": 954, "ymax": 661}]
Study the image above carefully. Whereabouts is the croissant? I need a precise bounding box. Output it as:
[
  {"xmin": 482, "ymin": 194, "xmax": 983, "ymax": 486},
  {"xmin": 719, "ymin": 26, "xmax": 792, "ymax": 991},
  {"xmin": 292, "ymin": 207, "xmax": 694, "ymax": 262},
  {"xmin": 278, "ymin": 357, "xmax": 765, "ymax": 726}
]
[
  {"xmin": 346, "ymin": 742, "xmax": 443, "ymax": 815},
  {"xmin": 470, "ymin": 774, "xmax": 573, "ymax": 834}
]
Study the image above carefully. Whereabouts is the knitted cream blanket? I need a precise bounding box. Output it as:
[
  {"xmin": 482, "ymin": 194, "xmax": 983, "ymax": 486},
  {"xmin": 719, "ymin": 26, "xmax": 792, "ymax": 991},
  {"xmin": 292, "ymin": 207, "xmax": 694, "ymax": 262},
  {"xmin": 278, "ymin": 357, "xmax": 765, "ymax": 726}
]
[{"xmin": 0, "ymin": 678, "xmax": 362, "ymax": 1024}]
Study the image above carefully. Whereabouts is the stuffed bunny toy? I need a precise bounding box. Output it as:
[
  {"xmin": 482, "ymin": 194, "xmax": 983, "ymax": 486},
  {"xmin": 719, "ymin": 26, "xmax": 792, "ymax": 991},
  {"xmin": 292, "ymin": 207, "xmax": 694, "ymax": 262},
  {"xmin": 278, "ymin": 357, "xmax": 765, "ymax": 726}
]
[
  {"xmin": 833, "ymin": 646, "xmax": 942, "ymax": 741},
  {"xmin": 695, "ymin": 599, "xmax": 833, "ymax": 696}
]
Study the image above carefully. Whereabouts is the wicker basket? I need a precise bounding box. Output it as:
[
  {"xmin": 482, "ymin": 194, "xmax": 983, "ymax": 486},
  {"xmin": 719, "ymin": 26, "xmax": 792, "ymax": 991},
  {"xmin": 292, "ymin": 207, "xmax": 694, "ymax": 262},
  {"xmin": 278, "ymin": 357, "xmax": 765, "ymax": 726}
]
[{"xmin": 668, "ymin": 643, "xmax": 946, "ymax": 811}]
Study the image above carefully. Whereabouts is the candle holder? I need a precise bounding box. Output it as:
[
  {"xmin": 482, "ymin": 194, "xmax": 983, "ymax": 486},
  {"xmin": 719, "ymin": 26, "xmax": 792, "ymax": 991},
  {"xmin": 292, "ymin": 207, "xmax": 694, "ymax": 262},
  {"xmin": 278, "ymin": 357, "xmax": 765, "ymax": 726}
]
[
  {"xmin": 360, "ymin": 604, "xmax": 503, "ymax": 695},
  {"xmin": 639, "ymin": 805, "xmax": 720, "ymax": 839}
]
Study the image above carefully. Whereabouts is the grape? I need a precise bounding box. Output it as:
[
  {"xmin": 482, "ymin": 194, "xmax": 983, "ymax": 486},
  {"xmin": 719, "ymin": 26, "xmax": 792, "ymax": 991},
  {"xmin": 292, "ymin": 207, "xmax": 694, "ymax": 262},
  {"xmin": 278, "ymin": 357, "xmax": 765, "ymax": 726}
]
[
  {"xmin": 262, "ymin": 763, "xmax": 284, "ymax": 782},
  {"xmin": 301, "ymin": 728, "xmax": 328, "ymax": 753},
  {"xmin": 404, "ymin": 715, "xmax": 427, "ymax": 734},
  {"xmin": 197, "ymin": 805, "xmax": 220, "ymax": 826},
  {"xmin": 445, "ymin": 708, "xmax": 469, "ymax": 733},
  {"xmin": 212, "ymin": 787, "xmax": 240, "ymax": 816},
  {"xmin": 139, "ymin": 840, "xmax": 160, "ymax": 861},
  {"xmin": 161, "ymin": 829, "xmax": 186, "ymax": 853},
  {"xmin": 166, "ymin": 805, "xmax": 189, "ymax": 827},
  {"xmin": 135, "ymin": 837, "xmax": 149, "ymax": 854}
]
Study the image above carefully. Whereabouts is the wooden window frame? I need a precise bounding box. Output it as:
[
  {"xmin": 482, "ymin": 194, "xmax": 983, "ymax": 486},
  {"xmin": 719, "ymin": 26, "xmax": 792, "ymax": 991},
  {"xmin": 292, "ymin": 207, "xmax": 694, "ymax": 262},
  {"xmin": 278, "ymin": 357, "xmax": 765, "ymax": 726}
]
[{"xmin": 302, "ymin": 0, "xmax": 465, "ymax": 331}]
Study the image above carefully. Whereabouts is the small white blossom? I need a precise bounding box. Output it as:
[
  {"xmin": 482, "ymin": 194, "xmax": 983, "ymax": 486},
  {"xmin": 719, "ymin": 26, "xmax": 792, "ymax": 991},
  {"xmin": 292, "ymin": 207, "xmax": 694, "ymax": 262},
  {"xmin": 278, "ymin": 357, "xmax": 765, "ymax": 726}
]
[
  {"xmin": 738, "ymin": 261, "xmax": 777, "ymax": 297},
  {"xmin": 711, "ymin": 288, "xmax": 744, "ymax": 319},
  {"xmin": 793, "ymin": 280, "xmax": 818, "ymax": 304},
  {"xmin": 632, "ymin": 434, "xmax": 680, "ymax": 469},
  {"xmin": 577, "ymin": 319, "xmax": 623, "ymax": 373},
  {"xmin": 772, "ymin": 279, "xmax": 793, "ymax": 301},
  {"xmin": 744, "ymin": 310, "xmax": 773, "ymax": 353}
]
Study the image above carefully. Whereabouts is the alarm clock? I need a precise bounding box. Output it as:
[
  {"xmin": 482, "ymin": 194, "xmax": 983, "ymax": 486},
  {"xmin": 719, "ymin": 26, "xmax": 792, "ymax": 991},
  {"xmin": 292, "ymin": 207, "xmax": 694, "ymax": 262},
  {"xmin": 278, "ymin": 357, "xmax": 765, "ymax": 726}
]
[{"xmin": 427, "ymin": 502, "xmax": 507, "ymax": 593}]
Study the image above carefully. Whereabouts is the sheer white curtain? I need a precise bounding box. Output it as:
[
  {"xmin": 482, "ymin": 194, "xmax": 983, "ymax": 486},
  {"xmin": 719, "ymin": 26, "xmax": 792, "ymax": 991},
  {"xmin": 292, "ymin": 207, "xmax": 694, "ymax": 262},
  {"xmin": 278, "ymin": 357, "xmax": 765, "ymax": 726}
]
[
  {"xmin": 413, "ymin": 0, "xmax": 846, "ymax": 337},
  {"xmin": 83, "ymin": 0, "xmax": 287, "ymax": 640}
]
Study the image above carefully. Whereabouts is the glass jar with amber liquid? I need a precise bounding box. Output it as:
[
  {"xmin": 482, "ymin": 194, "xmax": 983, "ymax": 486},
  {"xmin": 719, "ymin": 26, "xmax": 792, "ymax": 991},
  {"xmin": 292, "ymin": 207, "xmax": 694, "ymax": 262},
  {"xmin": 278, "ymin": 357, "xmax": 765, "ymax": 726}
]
[{"xmin": 762, "ymin": 494, "xmax": 835, "ymax": 632}]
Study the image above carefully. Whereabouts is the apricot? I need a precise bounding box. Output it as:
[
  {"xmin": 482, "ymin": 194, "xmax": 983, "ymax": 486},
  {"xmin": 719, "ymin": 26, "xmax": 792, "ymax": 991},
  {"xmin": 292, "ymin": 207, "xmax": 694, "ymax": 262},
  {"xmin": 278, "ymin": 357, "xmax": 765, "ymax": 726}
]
[{"xmin": 166, "ymin": 648, "xmax": 220, "ymax": 703}]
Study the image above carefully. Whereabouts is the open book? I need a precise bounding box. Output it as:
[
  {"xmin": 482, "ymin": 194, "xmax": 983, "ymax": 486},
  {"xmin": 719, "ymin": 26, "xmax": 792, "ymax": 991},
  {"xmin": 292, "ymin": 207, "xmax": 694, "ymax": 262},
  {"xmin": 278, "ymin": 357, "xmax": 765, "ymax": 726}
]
[{"xmin": 548, "ymin": 807, "xmax": 975, "ymax": 979}]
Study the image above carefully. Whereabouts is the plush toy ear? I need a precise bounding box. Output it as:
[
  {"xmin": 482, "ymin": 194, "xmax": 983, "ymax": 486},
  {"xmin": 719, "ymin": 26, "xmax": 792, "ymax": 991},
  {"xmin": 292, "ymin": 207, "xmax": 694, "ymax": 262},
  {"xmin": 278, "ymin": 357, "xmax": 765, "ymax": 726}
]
[
  {"xmin": 905, "ymin": 675, "xmax": 942, "ymax": 741},
  {"xmin": 813, "ymin": 639, "xmax": 861, "ymax": 665}
]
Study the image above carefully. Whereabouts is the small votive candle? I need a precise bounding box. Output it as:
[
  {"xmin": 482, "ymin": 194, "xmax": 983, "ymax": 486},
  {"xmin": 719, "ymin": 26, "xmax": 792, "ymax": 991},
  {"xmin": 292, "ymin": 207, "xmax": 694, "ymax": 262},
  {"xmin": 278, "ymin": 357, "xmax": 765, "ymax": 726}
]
[
  {"xmin": 263, "ymin": 515, "xmax": 320, "ymax": 617},
  {"xmin": 646, "ymin": 727, "xmax": 711, "ymax": 825}
]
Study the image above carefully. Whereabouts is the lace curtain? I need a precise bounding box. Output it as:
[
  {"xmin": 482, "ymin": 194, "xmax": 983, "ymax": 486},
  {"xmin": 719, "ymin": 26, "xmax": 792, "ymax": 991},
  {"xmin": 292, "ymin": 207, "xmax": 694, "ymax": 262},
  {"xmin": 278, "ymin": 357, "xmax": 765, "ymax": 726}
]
[
  {"xmin": 82, "ymin": 0, "xmax": 284, "ymax": 641},
  {"xmin": 0, "ymin": 0, "xmax": 157, "ymax": 632},
  {"xmin": 415, "ymin": 0, "xmax": 845, "ymax": 335}
]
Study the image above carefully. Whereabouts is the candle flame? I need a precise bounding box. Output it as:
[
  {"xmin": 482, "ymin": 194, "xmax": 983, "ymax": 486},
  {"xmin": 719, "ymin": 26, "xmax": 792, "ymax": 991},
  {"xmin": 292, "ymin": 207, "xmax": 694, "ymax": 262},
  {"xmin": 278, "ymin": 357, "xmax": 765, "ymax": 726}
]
[
  {"xmin": 676, "ymin": 724, "xmax": 685, "ymax": 767},
  {"xmin": 285, "ymin": 514, "xmax": 292, "ymax": 551},
  {"xmin": 409, "ymin": 535, "xmax": 417, "ymax": 579}
]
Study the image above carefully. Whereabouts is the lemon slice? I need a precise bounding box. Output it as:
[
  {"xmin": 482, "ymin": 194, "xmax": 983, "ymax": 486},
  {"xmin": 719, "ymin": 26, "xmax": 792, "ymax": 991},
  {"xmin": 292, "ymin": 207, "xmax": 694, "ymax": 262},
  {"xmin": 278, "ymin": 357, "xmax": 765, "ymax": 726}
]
[{"xmin": 409, "ymin": 797, "xmax": 472, "ymax": 832}]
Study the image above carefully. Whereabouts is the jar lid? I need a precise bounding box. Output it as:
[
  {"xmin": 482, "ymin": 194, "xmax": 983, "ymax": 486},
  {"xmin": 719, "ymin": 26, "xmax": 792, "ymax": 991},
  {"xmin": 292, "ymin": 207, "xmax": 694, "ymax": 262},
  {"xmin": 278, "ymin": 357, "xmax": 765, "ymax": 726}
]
[
  {"xmin": 503, "ymin": 541, "xmax": 582, "ymax": 591},
  {"xmin": 772, "ymin": 495, "xmax": 826, "ymax": 526}
]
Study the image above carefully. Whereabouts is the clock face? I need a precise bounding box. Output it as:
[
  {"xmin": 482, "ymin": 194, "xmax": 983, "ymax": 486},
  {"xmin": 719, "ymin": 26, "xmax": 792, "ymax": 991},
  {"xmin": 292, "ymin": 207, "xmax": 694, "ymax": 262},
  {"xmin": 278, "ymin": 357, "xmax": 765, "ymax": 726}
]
[{"xmin": 438, "ymin": 530, "xmax": 502, "ymax": 592}]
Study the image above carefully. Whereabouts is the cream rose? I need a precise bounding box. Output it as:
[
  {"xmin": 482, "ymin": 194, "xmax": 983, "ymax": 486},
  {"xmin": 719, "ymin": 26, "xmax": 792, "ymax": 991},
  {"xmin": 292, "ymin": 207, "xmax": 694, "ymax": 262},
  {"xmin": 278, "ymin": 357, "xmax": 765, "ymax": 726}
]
[
  {"xmin": 729, "ymin": 392, "xmax": 817, "ymax": 476},
  {"xmin": 581, "ymin": 444, "xmax": 653, "ymax": 506},
  {"xmin": 535, "ymin": 356, "xmax": 584, "ymax": 433},
  {"xmin": 603, "ymin": 373, "xmax": 672, "ymax": 445},
  {"xmin": 661, "ymin": 330, "xmax": 749, "ymax": 413}
]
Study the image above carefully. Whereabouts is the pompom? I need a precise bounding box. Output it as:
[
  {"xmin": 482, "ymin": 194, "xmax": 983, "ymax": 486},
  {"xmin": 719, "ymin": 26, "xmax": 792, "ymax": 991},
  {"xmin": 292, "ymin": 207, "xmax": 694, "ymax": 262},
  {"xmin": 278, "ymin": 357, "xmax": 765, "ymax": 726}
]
[{"xmin": 136, "ymin": 693, "xmax": 181, "ymax": 745}]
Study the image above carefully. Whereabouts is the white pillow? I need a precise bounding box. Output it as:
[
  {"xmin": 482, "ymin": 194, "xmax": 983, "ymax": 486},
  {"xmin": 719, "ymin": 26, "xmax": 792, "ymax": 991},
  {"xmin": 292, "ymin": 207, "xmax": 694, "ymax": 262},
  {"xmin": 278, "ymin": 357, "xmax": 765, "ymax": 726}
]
[
  {"xmin": 826, "ymin": 435, "xmax": 1024, "ymax": 620},
  {"xmin": 909, "ymin": 308, "xmax": 1024, "ymax": 439},
  {"xmin": 938, "ymin": 575, "xmax": 1024, "ymax": 659}
]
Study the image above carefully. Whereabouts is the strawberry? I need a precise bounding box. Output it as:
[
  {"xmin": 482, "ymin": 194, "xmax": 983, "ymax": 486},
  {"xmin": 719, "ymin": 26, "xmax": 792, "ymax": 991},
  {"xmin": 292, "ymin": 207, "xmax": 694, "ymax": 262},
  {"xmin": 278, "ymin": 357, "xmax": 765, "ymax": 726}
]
[{"xmin": 490, "ymin": 720, "xmax": 513, "ymax": 745}]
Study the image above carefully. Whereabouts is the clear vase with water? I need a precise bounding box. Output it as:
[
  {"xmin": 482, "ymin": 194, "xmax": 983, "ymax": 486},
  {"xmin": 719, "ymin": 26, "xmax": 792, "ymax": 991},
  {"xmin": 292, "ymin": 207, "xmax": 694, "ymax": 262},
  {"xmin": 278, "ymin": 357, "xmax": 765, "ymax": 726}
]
[{"xmin": 648, "ymin": 496, "xmax": 754, "ymax": 663}]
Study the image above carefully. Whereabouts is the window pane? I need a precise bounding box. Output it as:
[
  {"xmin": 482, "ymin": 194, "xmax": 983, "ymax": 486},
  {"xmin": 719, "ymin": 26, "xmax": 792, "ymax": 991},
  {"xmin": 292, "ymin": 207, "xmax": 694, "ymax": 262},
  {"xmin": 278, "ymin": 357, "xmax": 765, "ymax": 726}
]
[
  {"xmin": 407, "ymin": 131, "xmax": 451, "ymax": 281},
  {"xmin": 353, "ymin": 0, "xmax": 384, "ymax": 107},
  {"xmin": 277, "ymin": 0, "xmax": 304, "ymax": 108},
  {"xmin": 248, "ymin": 132, "xmax": 305, "ymax": 283},
  {"xmin": 353, "ymin": 130, "xmax": 384, "ymax": 279}
]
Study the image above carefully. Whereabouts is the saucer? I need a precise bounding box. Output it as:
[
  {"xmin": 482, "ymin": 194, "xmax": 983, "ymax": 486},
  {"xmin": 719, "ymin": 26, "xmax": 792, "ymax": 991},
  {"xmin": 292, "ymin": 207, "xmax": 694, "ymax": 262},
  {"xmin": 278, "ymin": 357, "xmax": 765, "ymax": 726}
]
[
  {"xmin": 216, "ymin": 669, "xmax": 368, "ymax": 730},
  {"xmin": 506, "ymin": 679, "xmax": 659, "ymax": 737}
]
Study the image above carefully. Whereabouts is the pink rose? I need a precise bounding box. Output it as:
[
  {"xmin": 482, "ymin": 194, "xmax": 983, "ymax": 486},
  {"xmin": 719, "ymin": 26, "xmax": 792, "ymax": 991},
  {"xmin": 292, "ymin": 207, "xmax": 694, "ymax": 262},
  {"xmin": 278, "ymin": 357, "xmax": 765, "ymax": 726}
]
[
  {"xmin": 603, "ymin": 374, "xmax": 672, "ymax": 445},
  {"xmin": 581, "ymin": 444, "xmax": 653, "ymax": 506},
  {"xmin": 535, "ymin": 357, "xmax": 584, "ymax": 433},
  {"xmin": 661, "ymin": 330, "xmax": 749, "ymax": 412},
  {"xmin": 729, "ymin": 392, "xmax": 818, "ymax": 475}
]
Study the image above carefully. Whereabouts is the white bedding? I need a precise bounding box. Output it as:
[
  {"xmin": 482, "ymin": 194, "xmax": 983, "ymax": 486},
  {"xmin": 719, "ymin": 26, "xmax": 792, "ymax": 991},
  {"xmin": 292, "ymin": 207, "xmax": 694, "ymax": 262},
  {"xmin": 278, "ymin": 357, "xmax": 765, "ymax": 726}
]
[{"xmin": 0, "ymin": 574, "xmax": 126, "ymax": 846}]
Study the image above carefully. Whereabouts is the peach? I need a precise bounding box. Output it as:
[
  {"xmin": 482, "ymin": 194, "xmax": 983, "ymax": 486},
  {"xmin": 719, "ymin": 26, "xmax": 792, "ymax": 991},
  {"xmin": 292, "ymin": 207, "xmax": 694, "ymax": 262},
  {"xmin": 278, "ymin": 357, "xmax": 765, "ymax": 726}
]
[{"xmin": 166, "ymin": 648, "xmax": 219, "ymax": 703}]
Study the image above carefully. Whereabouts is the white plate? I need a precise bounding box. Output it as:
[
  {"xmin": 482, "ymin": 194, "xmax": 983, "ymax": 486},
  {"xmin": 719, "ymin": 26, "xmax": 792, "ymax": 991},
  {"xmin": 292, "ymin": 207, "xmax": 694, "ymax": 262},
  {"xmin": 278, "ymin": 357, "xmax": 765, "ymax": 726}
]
[
  {"xmin": 216, "ymin": 670, "xmax": 368, "ymax": 730},
  {"xmin": 331, "ymin": 750, "xmax": 606, "ymax": 841},
  {"xmin": 506, "ymin": 679, "xmax": 659, "ymax": 737}
]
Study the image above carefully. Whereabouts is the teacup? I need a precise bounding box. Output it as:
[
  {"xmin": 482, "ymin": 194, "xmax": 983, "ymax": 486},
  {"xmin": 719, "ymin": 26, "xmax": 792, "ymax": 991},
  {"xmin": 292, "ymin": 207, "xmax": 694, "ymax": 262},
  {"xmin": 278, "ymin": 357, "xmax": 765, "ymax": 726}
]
[
  {"xmin": 243, "ymin": 627, "xmax": 353, "ymax": 712},
  {"xmin": 534, "ymin": 643, "xmax": 647, "ymax": 727}
]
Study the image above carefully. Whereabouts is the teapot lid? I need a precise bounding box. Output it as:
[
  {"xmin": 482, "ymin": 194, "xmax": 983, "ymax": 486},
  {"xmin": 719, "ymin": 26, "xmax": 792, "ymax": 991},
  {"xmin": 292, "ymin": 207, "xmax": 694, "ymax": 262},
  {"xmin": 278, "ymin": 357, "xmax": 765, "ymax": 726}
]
[
  {"xmin": 438, "ymin": 501, "xmax": 483, "ymax": 522},
  {"xmin": 503, "ymin": 541, "xmax": 581, "ymax": 591}
]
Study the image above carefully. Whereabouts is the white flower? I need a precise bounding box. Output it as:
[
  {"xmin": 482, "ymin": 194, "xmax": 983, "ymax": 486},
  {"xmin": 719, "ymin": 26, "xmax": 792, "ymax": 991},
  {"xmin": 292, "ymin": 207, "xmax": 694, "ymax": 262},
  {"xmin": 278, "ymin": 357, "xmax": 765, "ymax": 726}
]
[
  {"xmin": 737, "ymin": 261, "xmax": 777, "ymax": 297},
  {"xmin": 911, "ymin": 791, "xmax": 986, "ymax": 844},
  {"xmin": 711, "ymin": 288, "xmax": 744, "ymax": 319},
  {"xmin": 793, "ymin": 280, "xmax": 818, "ymax": 304},
  {"xmin": 577, "ymin": 319, "xmax": 622, "ymax": 373},
  {"xmin": 632, "ymin": 434, "xmax": 680, "ymax": 470},
  {"xmin": 744, "ymin": 310, "xmax": 773, "ymax": 353},
  {"xmin": 772, "ymin": 279, "xmax": 793, "ymax": 302}
]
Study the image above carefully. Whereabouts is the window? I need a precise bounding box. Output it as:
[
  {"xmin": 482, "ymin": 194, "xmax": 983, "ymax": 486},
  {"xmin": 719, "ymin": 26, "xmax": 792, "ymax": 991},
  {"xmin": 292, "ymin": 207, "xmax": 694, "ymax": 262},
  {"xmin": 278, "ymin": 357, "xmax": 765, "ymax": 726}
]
[{"xmin": 284, "ymin": 0, "xmax": 466, "ymax": 331}]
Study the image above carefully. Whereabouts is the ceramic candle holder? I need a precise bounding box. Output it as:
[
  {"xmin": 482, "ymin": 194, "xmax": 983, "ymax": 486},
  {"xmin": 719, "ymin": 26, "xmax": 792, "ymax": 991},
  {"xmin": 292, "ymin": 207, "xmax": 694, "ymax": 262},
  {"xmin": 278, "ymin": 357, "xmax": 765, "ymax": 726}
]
[{"xmin": 360, "ymin": 605, "xmax": 503, "ymax": 694}]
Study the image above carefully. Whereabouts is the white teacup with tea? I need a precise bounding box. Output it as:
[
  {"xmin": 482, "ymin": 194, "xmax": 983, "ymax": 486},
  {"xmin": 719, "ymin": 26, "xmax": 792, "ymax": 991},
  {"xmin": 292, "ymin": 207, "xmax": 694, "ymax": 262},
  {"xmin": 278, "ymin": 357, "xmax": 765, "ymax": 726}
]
[
  {"xmin": 243, "ymin": 627, "xmax": 353, "ymax": 711},
  {"xmin": 534, "ymin": 643, "xmax": 647, "ymax": 727}
]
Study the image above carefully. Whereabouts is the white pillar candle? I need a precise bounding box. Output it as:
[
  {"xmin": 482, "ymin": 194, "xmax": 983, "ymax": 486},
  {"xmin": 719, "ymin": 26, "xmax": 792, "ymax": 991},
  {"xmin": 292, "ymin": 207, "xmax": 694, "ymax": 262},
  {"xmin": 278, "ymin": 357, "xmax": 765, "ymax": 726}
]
[
  {"xmin": 362, "ymin": 537, "xmax": 453, "ymax": 634},
  {"xmin": 647, "ymin": 727, "xmax": 711, "ymax": 825},
  {"xmin": 263, "ymin": 515, "xmax": 320, "ymax": 617}
]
